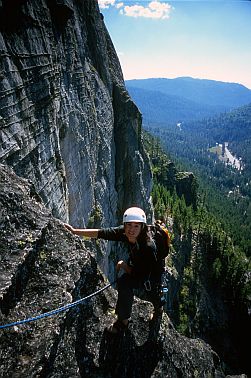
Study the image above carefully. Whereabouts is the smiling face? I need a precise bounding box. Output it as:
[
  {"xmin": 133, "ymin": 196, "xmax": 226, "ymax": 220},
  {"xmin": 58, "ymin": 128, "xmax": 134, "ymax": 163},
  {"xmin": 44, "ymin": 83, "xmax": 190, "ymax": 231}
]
[{"xmin": 124, "ymin": 222, "xmax": 142, "ymax": 243}]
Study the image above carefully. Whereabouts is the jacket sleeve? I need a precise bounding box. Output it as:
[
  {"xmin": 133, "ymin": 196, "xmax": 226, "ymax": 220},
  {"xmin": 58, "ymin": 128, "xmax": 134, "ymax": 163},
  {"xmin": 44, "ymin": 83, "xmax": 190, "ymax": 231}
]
[
  {"xmin": 97, "ymin": 226, "xmax": 126, "ymax": 241},
  {"xmin": 130, "ymin": 242, "xmax": 158, "ymax": 280}
]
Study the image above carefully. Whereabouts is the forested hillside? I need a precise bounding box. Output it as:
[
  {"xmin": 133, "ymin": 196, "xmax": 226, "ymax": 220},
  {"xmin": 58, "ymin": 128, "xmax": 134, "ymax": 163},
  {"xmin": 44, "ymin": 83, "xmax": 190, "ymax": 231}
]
[
  {"xmin": 145, "ymin": 103, "xmax": 251, "ymax": 257},
  {"xmin": 126, "ymin": 86, "xmax": 224, "ymax": 124},
  {"xmin": 143, "ymin": 132, "xmax": 251, "ymax": 374},
  {"xmin": 184, "ymin": 103, "xmax": 251, "ymax": 174},
  {"xmin": 139, "ymin": 84, "xmax": 251, "ymax": 373}
]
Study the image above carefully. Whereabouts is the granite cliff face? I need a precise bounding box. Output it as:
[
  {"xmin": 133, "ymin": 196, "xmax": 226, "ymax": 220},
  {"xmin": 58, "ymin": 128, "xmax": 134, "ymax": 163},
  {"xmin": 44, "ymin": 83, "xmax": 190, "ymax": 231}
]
[
  {"xmin": 0, "ymin": 164, "xmax": 224, "ymax": 377},
  {"xmin": 0, "ymin": 0, "xmax": 152, "ymax": 228}
]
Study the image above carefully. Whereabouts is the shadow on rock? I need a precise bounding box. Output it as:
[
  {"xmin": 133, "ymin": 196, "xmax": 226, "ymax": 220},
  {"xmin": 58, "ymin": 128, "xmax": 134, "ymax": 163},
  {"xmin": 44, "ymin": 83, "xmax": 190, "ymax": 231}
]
[{"xmin": 98, "ymin": 318, "xmax": 162, "ymax": 378}]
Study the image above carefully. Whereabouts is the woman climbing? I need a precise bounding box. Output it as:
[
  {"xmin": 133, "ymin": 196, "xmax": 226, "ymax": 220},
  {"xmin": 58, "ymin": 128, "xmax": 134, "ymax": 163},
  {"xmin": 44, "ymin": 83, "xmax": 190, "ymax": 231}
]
[{"xmin": 64, "ymin": 207, "xmax": 163, "ymax": 334}]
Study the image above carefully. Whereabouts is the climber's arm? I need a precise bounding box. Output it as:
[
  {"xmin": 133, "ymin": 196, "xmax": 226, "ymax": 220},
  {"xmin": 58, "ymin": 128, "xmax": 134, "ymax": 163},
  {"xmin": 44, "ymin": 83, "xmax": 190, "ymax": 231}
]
[{"xmin": 64, "ymin": 223, "xmax": 99, "ymax": 238}]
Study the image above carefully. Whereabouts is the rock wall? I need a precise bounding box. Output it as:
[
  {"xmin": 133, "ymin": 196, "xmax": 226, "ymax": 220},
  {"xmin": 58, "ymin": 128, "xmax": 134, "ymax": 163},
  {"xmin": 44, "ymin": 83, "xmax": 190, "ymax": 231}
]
[
  {"xmin": 0, "ymin": 164, "xmax": 224, "ymax": 377},
  {"xmin": 0, "ymin": 0, "xmax": 152, "ymax": 228},
  {"xmin": 2, "ymin": 1, "xmax": 247, "ymax": 376}
]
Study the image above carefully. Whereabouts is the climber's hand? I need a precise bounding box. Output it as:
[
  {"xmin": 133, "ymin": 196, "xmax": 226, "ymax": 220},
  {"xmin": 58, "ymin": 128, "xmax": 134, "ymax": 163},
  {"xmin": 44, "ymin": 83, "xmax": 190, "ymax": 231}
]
[
  {"xmin": 116, "ymin": 260, "xmax": 132, "ymax": 274},
  {"xmin": 64, "ymin": 223, "xmax": 75, "ymax": 233}
]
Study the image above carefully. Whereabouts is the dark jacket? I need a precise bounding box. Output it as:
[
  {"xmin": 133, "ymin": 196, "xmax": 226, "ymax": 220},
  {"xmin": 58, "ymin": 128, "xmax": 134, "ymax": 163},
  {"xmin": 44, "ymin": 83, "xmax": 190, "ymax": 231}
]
[{"xmin": 98, "ymin": 226, "xmax": 161, "ymax": 281}]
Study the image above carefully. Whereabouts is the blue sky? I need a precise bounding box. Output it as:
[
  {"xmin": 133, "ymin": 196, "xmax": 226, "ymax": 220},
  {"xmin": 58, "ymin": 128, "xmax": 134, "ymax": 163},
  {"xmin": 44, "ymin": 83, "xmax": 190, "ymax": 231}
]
[{"xmin": 98, "ymin": 0, "xmax": 251, "ymax": 89}]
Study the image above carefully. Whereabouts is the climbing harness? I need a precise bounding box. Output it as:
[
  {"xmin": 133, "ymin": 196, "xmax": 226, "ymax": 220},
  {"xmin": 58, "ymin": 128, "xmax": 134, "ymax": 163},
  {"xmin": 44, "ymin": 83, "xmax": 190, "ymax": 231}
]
[{"xmin": 0, "ymin": 281, "xmax": 114, "ymax": 330}]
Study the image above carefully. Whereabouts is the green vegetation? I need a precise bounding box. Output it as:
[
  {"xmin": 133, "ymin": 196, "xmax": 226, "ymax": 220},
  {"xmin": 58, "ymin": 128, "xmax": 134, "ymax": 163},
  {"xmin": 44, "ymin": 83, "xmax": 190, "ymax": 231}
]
[
  {"xmin": 141, "ymin": 92, "xmax": 251, "ymax": 372},
  {"xmin": 143, "ymin": 132, "xmax": 250, "ymax": 339},
  {"xmin": 145, "ymin": 104, "xmax": 251, "ymax": 257}
]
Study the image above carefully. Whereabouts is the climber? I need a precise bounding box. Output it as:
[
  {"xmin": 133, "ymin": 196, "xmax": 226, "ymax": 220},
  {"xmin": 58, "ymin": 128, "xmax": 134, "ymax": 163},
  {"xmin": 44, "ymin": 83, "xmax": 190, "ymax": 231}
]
[{"xmin": 64, "ymin": 206, "xmax": 164, "ymax": 334}]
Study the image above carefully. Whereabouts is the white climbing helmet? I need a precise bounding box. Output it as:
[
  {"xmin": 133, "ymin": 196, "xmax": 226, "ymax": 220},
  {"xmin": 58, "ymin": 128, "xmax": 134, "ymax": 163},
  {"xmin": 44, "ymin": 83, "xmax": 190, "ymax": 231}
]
[{"xmin": 123, "ymin": 207, "xmax": 146, "ymax": 224}]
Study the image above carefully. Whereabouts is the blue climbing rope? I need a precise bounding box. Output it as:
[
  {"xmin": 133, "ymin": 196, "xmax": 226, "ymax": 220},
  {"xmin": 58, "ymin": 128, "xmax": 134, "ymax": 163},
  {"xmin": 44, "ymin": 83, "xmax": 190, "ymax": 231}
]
[{"xmin": 0, "ymin": 281, "xmax": 113, "ymax": 330}]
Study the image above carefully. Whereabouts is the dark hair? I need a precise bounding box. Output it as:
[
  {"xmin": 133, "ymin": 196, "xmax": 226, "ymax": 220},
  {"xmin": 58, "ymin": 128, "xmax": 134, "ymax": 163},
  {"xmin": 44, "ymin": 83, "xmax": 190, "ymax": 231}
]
[{"xmin": 137, "ymin": 223, "xmax": 154, "ymax": 247}]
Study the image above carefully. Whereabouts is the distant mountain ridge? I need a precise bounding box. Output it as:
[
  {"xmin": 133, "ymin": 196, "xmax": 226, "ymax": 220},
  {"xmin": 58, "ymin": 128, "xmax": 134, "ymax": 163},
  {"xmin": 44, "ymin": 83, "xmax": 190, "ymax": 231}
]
[
  {"xmin": 126, "ymin": 85, "xmax": 226, "ymax": 125},
  {"xmin": 126, "ymin": 77, "xmax": 251, "ymax": 109},
  {"xmin": 126, "ymin": 77, "xmax": 251, "ymax": 125}
]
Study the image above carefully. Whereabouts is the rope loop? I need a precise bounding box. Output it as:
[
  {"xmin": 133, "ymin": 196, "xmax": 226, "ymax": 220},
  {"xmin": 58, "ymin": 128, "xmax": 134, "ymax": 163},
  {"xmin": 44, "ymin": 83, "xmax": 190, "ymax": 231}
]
[{"xmin": 0, "ymin": 281, "xmax": 114, "ymax": 330}]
